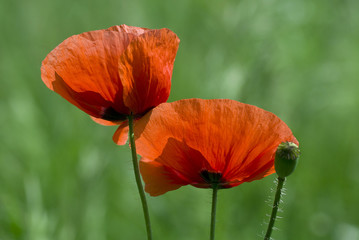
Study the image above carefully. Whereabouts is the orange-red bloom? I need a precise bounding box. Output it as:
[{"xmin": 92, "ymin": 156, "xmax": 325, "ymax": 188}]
[
  {"xmin": 126, "ymin": 99, "xmax": 298, "ymax": 196},
  {"xmin": 41, "ymin": 25, "xmax": 180, "ymax": 143}
]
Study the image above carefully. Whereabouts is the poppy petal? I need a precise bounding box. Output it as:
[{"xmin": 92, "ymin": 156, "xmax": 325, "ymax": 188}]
[
  {"xmin": 133, "ymin": 99, "xmax": 297, "ymax": 195},
  {"xmin": 112, "ymin": 121, "xmax": 130, "ymax": 145},
  {"xmin": 51, "ymin": 72, "xmax": 118, "ymax": 118},
  {"xmin": 139, "ymin": 138, "xmax": 222, "ymax": 195},
  {"xmin": 41, "ymin": 25, "xmax": 151, "ymax": 119},
  {"xmin": 90, "ymin": 116, "xmax": 121, "ymax": 126},
  {"xmin": 119, "ymin": 29, "xmax": 180, "ymax": 115},
  {"xmin": 139, "ymin": 158, "xmax": 184, "ymax": 196},
  {"xmin": 154, "ymin": 138, "xmax": 214, "ymax": 184}
]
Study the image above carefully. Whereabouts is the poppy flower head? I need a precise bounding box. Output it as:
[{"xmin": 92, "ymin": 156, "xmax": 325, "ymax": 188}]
[
  {"xmin": 41, "ymin": 25, "xmax": 180, "ymax": 126},
  {"xmin": 127, "ymin": 99, "xmax": 298, "ymax": 196}
]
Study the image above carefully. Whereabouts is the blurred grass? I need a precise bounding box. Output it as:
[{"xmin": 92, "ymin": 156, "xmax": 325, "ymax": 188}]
[{"xmin": 1, "ymin": 0, "xmax": 359, "ymax": 239}]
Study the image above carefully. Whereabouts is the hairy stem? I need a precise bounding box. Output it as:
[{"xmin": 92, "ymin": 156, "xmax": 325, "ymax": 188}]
[{"xmin": 264, "ymin": 177, "xmax": 285, "ymax": 240}]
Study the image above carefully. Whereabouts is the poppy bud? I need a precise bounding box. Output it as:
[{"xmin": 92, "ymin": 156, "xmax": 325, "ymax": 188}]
[{"xmin": 275, "ymin": 141, "xmax": 300, "ymax": 178}]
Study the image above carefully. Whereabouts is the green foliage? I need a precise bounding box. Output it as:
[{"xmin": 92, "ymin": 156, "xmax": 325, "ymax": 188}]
[{"xmin": 1, "ymin": 0, "xmax": 359, "ymax": 239}]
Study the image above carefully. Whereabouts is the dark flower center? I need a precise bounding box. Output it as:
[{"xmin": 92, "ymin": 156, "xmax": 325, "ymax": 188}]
[
  {"xmin": 102, "ymin": 107, "xmax": 128, "ymax": 121},
  {"xmin": 200, "ymin": 170, "xmax": 223, "ymax": 185},
  {"xmin": 102, "ymin": 106, "xmax": 155, "ymax": 122}
]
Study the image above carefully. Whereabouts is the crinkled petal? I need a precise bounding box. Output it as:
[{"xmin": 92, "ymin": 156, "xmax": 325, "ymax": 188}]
[
  {"xmin": 139, "ymin": 137, "xmax": 220, "ymax": 195},
  {"xmin": 139, "ymin": 158, "xmax": 184, "ymax": 196},
  {"xmin": 119, "ymin": 28, "xmax": 180, "ymax": 115},
  {"xmin": 133, "ymin": 99, "xmax": 298, "ymax": 195},
  {"xmin": 41, "ymin": 25, "xmax": 150, "ymax": 119}
]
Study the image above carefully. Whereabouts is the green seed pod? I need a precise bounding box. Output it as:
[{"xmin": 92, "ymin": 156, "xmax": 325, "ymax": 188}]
[{"xmin": 274, "ymin": 142, "xmax": 300, "ymax": 178}]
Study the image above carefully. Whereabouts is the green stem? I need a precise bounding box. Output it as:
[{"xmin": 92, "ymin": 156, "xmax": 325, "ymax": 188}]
[
  {"xmin": 264, "ymin": 177, "xmax": 285, "ymax": 240},
  {"xmin": 210, "ymin": 184, "xmax": 218, "ymax": 240},
  {"xmin": 128, "ymin": 114, "xmax": 152, "ymax": 240}
]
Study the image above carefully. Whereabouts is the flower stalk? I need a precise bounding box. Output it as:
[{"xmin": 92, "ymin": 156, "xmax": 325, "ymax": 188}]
[
  {"xmin": 128, "ymin": 114, "xmax": 152, "ymax": 240},
  {"xmin": 264, "ymin": 176, "xmax": 285, "ymax": 240},
  {"xmin": 210, "ymin": 184, "xmax": 218, "ymax": 240}
]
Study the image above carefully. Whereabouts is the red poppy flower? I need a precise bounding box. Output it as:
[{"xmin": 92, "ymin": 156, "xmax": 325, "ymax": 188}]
[
  {"xmin": 123, "ymin": 99, "xmax": 298, "ymax": 196},
  {"xmin": 41, "ymin": 25, "xmax": 180, "ymax": 144}
]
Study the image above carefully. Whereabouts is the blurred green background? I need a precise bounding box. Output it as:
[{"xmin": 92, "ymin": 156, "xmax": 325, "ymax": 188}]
[{"xmin": 1, "ymin": 0, "xmax": 359, "ymax": 239}]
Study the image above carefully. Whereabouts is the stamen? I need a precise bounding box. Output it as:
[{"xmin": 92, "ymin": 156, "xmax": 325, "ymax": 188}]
[{"xmin": 200, "ymin": 170, "xmax": 223, "ymax": 184}]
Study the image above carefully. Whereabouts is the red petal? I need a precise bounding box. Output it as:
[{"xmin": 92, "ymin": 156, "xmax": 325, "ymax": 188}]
[
  {"xmin": 134, "ymin": 99, "xmax": 298, "ymax": 195},
  {"xmin": 112, "ymin": 121, "xmax": 129, "ymax": 145},
  {"xmin": 140, "ymin": 158, "xmax": 184, "ymax": 196},
  {"xmin": 139, "ymin": 138, "xmax": 221, "ymax": 195},
  {"xmin": 119, "ymin": 28, "xmax": 180, "ymax": 115},
  {"xmin": 41, "ymin": 25, "xmax": 150, "ymax": 119},
  {"xmin": 90, "ymin": 116, "xmax": 121, "ymax": 126}
]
